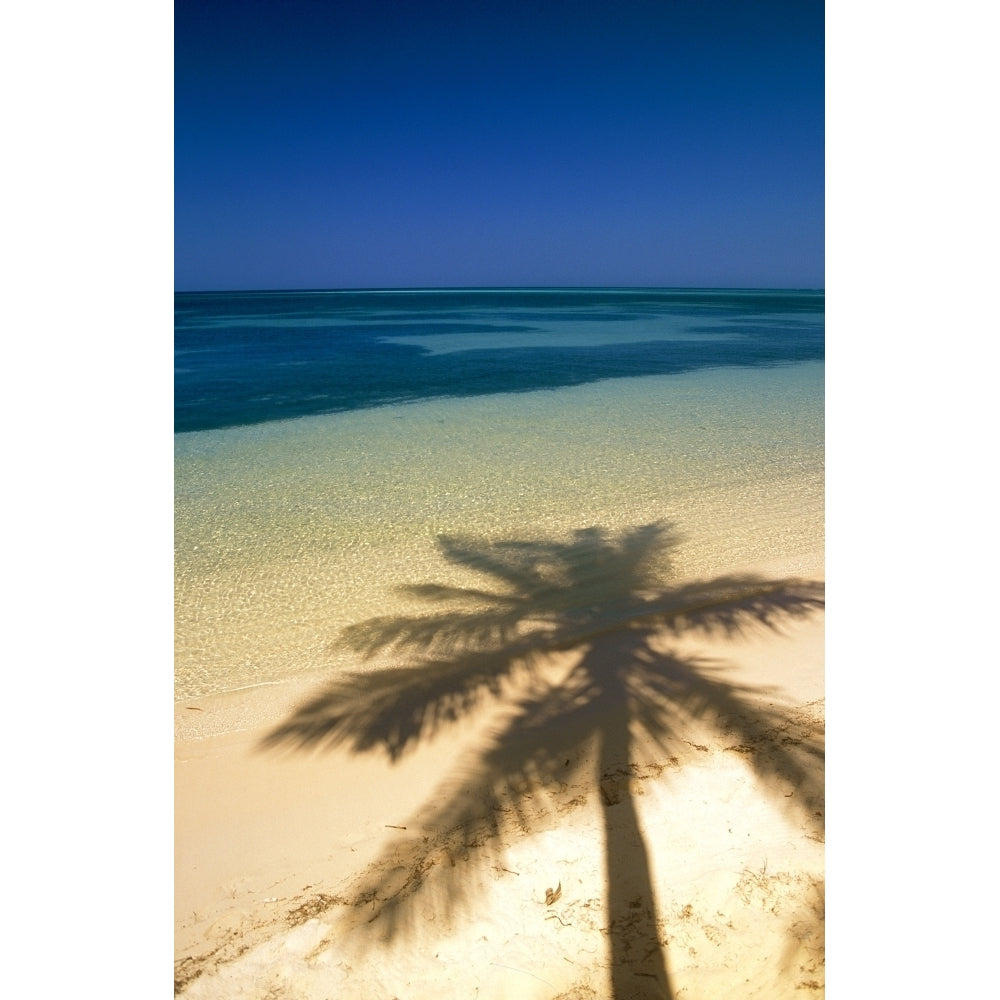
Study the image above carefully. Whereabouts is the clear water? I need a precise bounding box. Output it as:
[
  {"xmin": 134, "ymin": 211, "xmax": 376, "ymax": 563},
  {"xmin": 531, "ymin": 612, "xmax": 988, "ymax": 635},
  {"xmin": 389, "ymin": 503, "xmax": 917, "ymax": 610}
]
[{"xmin": 175, "ymin": 289, "xmax": 823, "ymax": 701}]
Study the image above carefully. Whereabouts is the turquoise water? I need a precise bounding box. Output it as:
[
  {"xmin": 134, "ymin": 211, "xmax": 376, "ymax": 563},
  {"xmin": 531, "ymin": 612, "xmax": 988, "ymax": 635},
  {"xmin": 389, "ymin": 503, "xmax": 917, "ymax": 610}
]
[
  {"xmin": 175, "ymin": 290, "xmax": 823, "ymax": 701},
  {"xmin": 175, "ymin": 288, "xmax": 822, "ymax": 432}
]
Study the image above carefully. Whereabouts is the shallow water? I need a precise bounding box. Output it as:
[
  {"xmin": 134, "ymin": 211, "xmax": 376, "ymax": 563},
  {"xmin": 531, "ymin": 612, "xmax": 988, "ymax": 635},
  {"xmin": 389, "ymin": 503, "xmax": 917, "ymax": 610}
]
[{"xmin": 175, "ymin": 359, "xmax": 823, "ymax": 701}]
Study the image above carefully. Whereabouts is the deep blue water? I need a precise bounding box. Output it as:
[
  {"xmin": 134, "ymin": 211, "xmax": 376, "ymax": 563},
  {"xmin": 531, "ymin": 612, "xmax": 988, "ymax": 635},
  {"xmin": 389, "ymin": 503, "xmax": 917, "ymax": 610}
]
[{"xmin": 174, "ymin": 288, "xmax": 824, "ymax": 434}]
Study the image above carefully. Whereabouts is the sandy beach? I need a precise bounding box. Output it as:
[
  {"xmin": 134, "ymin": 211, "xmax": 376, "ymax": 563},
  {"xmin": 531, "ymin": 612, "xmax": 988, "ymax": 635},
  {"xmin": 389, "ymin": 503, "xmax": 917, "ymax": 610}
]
[{"xmin": 175, "ymin": 543, "xmax": 824, "ymax": 999}]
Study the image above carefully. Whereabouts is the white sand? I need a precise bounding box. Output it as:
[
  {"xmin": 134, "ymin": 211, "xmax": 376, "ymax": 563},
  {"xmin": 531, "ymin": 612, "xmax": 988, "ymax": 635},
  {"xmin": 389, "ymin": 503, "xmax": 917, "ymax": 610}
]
[{"xmin": 176, "ymin": 557, "xmax": 824, "ymax": 999}]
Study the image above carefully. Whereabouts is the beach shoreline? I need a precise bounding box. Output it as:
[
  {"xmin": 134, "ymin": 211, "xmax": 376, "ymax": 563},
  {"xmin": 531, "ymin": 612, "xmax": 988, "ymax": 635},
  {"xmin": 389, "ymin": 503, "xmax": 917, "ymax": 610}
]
[{"xmin": 175, "ymin": 551, "xmax": 824, "ymax": 998}]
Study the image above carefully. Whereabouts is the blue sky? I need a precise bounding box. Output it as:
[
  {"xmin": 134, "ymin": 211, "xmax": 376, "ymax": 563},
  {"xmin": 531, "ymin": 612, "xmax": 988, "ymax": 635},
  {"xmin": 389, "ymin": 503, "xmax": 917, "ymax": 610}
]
[{"xmin": 175, "ymin": 0, "xmax": 824, "ymax": 291}]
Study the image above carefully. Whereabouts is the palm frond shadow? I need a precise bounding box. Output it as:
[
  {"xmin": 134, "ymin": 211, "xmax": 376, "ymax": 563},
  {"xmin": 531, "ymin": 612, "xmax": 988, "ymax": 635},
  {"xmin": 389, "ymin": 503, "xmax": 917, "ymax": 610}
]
[{"xmin": 262, "ymin": 522, "xmax": 824, "ymax": 999}]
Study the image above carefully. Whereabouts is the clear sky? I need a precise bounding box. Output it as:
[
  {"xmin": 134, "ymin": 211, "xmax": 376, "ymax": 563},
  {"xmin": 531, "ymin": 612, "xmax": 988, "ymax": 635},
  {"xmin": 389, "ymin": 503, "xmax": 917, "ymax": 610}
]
[{"xmin": 175, "ymin": 0, "xmax": 824, "ymax": 291}]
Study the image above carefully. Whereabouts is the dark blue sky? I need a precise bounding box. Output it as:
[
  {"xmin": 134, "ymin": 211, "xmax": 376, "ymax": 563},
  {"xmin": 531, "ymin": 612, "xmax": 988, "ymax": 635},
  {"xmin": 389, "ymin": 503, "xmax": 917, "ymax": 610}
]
[{"xmin": 175, "ymin": 0, "xmax": 824, "ymax": 291}]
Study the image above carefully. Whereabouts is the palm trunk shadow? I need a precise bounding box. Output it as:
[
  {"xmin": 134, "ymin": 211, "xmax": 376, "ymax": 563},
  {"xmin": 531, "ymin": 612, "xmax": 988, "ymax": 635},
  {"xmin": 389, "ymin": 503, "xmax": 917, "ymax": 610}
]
[{"xmin": 597, "ymin": 673, "xmax": 676, "ymax": 1000}]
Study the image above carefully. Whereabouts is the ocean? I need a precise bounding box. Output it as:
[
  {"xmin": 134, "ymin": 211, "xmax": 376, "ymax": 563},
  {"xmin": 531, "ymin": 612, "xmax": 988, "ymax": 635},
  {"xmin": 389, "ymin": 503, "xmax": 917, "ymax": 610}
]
[{"xmin": 175, "ymin": 288, "xmax": 824, "ymax": 701}]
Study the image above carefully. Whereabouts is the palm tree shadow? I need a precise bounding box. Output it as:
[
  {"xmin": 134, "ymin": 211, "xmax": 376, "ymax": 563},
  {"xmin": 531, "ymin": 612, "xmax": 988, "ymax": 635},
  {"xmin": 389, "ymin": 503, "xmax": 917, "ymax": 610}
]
[{"xmin": 262, "ymin": 522, "xmax": 824, "ymax": 999}]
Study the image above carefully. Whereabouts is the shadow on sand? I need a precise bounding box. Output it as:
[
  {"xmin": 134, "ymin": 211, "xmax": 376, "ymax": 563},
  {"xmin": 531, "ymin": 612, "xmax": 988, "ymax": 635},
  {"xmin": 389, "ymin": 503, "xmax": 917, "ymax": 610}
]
[{"xmin": 262, "ymin": 521, "xmax": 824, "ymax": 999}]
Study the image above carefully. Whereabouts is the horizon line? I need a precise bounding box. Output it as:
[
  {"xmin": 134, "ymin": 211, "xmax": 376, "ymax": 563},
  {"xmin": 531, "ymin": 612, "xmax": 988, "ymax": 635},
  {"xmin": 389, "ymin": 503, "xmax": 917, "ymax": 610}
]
[{"xmin": 175, "ymin": 284, "xmax": 826, "ymax": 295}]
